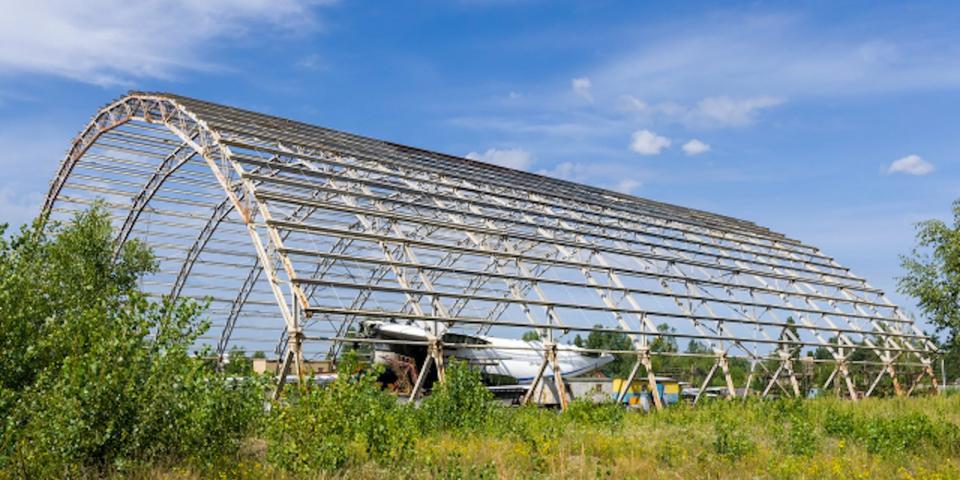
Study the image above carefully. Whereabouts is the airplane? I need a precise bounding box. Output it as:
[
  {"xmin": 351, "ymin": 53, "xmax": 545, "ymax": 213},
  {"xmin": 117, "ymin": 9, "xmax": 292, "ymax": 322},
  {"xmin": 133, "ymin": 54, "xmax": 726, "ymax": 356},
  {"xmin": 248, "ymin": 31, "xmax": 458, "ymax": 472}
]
[{"xmin": 358, "ymin": 320, "xmax": 615, "ymax": 390}]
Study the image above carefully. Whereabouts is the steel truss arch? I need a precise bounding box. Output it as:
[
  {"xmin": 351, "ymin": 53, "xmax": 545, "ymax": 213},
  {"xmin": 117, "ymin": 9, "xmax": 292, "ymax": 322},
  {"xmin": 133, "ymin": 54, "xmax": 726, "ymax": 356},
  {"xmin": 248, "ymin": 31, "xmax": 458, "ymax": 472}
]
[{"xmin": 42, "ymin": 92, "xmax": 940, "ymax": 404}]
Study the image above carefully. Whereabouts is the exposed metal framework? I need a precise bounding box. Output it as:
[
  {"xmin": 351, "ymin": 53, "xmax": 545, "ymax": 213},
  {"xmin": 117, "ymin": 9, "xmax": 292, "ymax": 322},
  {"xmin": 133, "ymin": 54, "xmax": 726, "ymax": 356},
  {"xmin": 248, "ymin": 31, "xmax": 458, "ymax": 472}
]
[{"xmin": 42, "ymin": 92, "xmax": 939, "ymax": 406}]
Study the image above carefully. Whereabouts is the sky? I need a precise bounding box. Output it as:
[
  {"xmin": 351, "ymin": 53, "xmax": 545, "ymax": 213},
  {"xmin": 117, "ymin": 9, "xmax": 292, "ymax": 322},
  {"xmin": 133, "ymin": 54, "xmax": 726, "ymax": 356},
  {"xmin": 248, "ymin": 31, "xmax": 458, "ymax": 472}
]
[{"xmin": 0, "ymin": 0, "xmax": 957, "ymax": 330}]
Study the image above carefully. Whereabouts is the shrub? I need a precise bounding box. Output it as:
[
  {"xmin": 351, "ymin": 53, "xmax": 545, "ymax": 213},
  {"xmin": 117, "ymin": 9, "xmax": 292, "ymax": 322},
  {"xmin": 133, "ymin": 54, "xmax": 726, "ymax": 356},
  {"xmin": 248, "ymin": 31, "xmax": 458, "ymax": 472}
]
[
  {"xmin": 419, "ymin": 359, "xmax": 495, "ymax": 432},
  {"xmin": 713, "ymin": 416, "xmax": 754, "ymax": 461},
  {"xmin": 823, "ymin": 407, "xmax": 857, "ymax": 437},
  {"xmin": 861, "ymin": 412, "xmax": 936, "ymax": 456},
  {"xmin": 565, "ymin": 398, "xmax": 625, "ymax": 431},
  {"xmin": 0, "ymin": 207, "xmax": 265, "ymax": 476},
  {"xmin": 779, "ymin": 403, "xmax": 819, "ymax": 457},
  {"xmin": 265, "ymin": 353, "xmax": 418, "ymax": 473}
]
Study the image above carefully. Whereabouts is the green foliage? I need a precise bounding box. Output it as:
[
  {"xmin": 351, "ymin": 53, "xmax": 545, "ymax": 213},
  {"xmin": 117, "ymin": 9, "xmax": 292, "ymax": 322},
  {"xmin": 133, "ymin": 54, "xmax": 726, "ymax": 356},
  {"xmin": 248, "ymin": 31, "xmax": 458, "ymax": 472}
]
[
  {"xmin": 773, "ymin": 400, "xmax": 819, "ymax": 456},
  {"xmin": 712, "ymin": 415, "xmax": 754, "ymax": 460},
  {"xmin": 0, "ymin": 207, "xmax": 265, "ymax": 476},
  {"xmin": 521, "ymin": 330, "xmax": 541, "ymax": 342},
  {"xmin": 420, "ymin": 359, "xmax": 495, "ymax": 431},
  {"xmin": 823, "ymin": 407, "xmax": 856, "ymax": 437},
  {"xmin": 564, "ymin": 398, "xmax": 625, "ymax": 431},
  {"xmin": 899, "ymin": 199, "xmax": 960, "ymax": 382},
  {"xmin": 265, "ymin": 353, "xmax": 418, "ymax": 473},
  {"xmin": 577, "ymin": 324, "xmax": 634, "ymax": 377},
  {"xmin": 223, "ymin": 347, "xmax": 256, "ymax": 376},
  {"xmin": 861, "ymin": 412, "xmax": 936, "ymax": 456}
]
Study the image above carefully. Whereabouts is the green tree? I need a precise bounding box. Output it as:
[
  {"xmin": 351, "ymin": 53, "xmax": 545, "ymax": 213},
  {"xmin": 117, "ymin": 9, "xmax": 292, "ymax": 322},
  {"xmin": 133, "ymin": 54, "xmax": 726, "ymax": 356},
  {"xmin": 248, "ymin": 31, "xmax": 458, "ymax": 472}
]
[
  {"xmin": 650, "ymin": 322, "xmax": 678, "ymax": 353},
  {"xmin": 899, "ymin": 199, "xmax": 960, "ymax": 382},
  {"xmin": 577, "ymin": 325, "xmax": 634, "ymax": 377},
  {"xmin": 0, "ymin": 207, "xmax": 264, "ymax": 475}
]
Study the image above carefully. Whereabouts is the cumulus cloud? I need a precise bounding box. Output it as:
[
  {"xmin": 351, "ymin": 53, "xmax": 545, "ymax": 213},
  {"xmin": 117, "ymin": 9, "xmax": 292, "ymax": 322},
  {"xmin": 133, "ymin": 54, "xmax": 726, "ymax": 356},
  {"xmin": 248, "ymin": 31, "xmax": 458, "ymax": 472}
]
[
  {"xmin": 682, "ymin": 139, "xmax": 711, "ymax": 156},
  {"xmin": 465, "ymin": 148, "xmax": 534, "ymax": 170},
  {"xmin": 887, "ymin": 154, "xmax": 934, "ymax": 176},
  {"xmin": 629, "ymin": 129, "xmax": 671, "ymax": 155},
  {"xmin": 537, "ymin": 161, "xmax": 587, "ymax": 180},
  {"xmin": 612, "ymin": 179, "xmax": 642, "ymax": 194},
  {"xmin": 0, "ymin": 0, "xmax": 334, "ymax": 86},
  {"xmin": 572, "ymin": 77, "xmax": 593, "ymax": 101}
]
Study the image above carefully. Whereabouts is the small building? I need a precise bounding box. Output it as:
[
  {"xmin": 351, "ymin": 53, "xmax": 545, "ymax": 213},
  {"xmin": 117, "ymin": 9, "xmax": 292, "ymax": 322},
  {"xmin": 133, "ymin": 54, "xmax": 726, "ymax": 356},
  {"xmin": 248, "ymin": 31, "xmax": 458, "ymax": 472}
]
[
  {"xmin": 252, "ymin": 358, "xmax": 336, "ymax": 375},
  {"xmin": 612, "ymin": 376, "xmax": 681, "ymax": 408}
]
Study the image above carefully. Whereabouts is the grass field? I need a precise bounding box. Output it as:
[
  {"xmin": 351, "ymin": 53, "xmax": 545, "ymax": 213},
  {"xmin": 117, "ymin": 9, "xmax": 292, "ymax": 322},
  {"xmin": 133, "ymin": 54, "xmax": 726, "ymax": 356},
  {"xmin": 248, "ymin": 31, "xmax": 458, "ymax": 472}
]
[
  {"xmin": 5, "ymin": 208, "xmax": 957, "ymax": 480},
  {"xmin": 134, "ymin": 392, "xmax": 960, "ymax": 480}
]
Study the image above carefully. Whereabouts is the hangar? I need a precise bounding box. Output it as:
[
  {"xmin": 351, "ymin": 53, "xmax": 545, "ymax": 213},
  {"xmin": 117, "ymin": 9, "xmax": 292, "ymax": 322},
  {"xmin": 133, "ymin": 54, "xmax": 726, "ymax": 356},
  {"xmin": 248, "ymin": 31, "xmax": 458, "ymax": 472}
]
[{"xmin": 42, "ymin": 92, "xmax": 939, "ymax": 407}]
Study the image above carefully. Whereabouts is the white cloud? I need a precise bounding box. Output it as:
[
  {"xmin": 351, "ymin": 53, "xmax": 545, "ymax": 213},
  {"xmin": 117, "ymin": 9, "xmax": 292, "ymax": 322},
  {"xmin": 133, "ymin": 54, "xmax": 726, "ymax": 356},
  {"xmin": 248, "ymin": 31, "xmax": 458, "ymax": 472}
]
[
  {"xmin": 0, "ymin": 0, "xmax": 334, "ymax": 86},
  {"xmin": 537, "ymin": 161, "xmax": 586, "ymax": 180},
  {"xmin": 594, "ymin": 17, "xmax": 960, "ymax": 101},
  {"xmin": 571, "ymin": 77, "xmax": 593, "ymax": 101},
  {"xmin": 612, "ymin": 179, "xmax": 642, "ymax": 194},
  {"xmin": 682, "ymin": 139, "xmax": 711, "ymax": 156},
  {"xmin": 619, "ymin": 95, "xmax": 647, "ymax": 112},
  {"xmin": 887, "ymin": 154, "xmax": 934, "ymax": 176},
  {"xmin": 465, "ymin": 148, "xmax": 534, "ymax": 170},
  {"xmin": 618, "ymin": 95, "xmax": 785, "ymax": 127},
  {"xmin": 691, "ymin": 95, "xmax": 784, "ymax": 127},
  {"xmin": 629, "ymin": 129, "xmax": 671, "ymax": 155}
]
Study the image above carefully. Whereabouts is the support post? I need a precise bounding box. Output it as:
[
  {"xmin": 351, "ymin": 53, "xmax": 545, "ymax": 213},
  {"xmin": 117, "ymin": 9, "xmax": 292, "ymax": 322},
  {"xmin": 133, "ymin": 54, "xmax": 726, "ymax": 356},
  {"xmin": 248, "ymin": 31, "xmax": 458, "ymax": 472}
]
[
  {"xmin": 408, "ymin": 354, "xmax": 434, "ymax": 403},
  {"xmin": 761, "ymin": 362, "xmax": 785, "ymax": 398},
  {"xmin": 887, "ymin": 362, "xmax": 903, "ymax": 397},
  {"xmin": 272, "ymin": 348, "xmax": 294, "ymax": 400},
  {"xmin": 694, "ymin": 360, "xmax": 719, "ymax": 405},
  {"xmin": 616, "ymin": 356, "xmax": 643, "ymax": 404},
  {"xmin": 784, "ymin": 355, "xmax": 801, "ymax": 397},
  {"xmin": 822, "ymin": 366, "xmax": 839, "ymax": 391},
  {"xmin": 551, "ymin": 346, "xmax": 570, "ymax": 411},
  {"xmin": 742, "ymin": 360, "xmax": 757, "ymax": 399},
  {"xmin": 522, "ymin": 346, "xmax": 552, "ymax": 406},
  {"xmin": 431, "ymin": 338, "xmax": 446, "ymax": 384},
  {"xmin": 718, "ymin": 352, "xmax": 737, "ymax": 399},
  {"xmin": 839, "ymin": 360, "xmax": 858, "ymax": 401},
  {"xmin": 640, "ymin": 350, "xmax": 662, "ymax": 411}
]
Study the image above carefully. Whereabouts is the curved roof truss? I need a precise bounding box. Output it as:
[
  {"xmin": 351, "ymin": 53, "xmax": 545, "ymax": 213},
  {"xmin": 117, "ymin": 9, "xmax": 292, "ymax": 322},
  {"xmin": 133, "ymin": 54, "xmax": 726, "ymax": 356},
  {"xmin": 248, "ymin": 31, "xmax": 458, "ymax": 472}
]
[{"xmin": 42, "ymin": 92, "xmax": 939, "ymax": 400}]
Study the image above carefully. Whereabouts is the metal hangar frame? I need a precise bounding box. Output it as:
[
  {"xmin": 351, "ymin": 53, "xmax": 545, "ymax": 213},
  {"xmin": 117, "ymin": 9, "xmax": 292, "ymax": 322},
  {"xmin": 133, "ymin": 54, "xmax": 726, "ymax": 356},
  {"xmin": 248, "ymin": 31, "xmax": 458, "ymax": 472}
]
[{"xmin": 42, "ymin": 92, "xmax": 940, "ymax": 408}]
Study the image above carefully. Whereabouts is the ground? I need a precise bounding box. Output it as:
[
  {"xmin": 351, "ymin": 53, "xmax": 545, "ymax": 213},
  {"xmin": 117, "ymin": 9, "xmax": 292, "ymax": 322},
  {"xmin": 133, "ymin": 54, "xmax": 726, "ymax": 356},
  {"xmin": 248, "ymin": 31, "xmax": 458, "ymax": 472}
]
[{"xmin": 136, "ymin": 394, "xmax": 959, "ymax": 479}]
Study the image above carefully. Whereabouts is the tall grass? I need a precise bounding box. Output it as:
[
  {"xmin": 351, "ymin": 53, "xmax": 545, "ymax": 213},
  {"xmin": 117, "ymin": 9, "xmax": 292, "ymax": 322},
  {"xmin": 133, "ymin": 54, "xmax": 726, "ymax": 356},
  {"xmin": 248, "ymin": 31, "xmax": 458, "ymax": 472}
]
[{"xmin": 232, "ymin": 362, "xmax": 960, "ymax": 479}]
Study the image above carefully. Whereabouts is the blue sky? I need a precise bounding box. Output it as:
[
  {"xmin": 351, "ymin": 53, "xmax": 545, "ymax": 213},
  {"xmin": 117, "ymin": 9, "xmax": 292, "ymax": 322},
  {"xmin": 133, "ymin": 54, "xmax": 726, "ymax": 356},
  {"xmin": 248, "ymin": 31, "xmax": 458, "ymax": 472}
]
[{"xmin": 0, "ymin": 0, "xmax": 957, "ymax": 327}]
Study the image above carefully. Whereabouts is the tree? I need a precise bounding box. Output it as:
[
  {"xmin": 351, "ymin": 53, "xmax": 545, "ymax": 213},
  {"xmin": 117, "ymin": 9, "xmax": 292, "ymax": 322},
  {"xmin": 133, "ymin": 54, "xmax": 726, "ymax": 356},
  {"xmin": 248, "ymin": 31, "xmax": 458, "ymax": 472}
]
[
  {"xmin": 521, "ymin": 330, "xmax": 541, "ymax": 342},
  {"xmin": 0, "ymin": 206, "xmax": 264, "ymax": 475},
  {"xmin": 899, "ymin": 199, "xmax": 960, "ymax": 382},
  {"xmin": 650, "ymin": 322, "xmax": 678, "ymax": 353},
  {"xmin": 686, "ymin": 339, "xmax": 709, "ymax": 354}
]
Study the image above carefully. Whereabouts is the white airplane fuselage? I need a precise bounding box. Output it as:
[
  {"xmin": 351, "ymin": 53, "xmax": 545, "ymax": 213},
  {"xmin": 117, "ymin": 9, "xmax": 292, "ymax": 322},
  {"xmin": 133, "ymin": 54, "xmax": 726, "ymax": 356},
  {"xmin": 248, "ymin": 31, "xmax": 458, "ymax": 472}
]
[{"xmin": 361, "ymin": 321, "xmax": 614, "ymax": 384}]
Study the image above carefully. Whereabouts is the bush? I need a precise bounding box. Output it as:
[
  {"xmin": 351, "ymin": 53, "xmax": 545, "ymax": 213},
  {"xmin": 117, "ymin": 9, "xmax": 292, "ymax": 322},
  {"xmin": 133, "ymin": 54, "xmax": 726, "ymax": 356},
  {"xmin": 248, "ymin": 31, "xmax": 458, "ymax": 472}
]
[
  {"xmin": 776, "ymin": 401, "xmax": 819, "ymax": 457},
  {"xmin": 265, "ymin": 353, "xmax": 418, "ymax": 473},
  {"xmin": 565, "ymin": 398, "xmax": 625, "ymax": 431},
  {"xmin": 0, "ymin": 207, "xmax": 265, "ymax": 476},
  {"xmin": 823, "ymin": 407, "xmax": 857, "ymax": 437},
  {"xmin": 419, "ymin": 359, "xmax": 495, "ymax": 432},
  {"xmin": 713, "ymin": 416, "xmax": 754, "ymax": 461},
  {"xmin": 861, "ymin": 412, "xmax": 936, "ymax": 456}
]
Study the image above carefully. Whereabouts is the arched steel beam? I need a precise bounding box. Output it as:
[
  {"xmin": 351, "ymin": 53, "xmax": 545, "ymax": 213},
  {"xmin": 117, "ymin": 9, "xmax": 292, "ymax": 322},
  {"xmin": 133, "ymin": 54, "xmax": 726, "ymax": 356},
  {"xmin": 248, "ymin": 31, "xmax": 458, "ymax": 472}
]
[
  {"xmin": 168, "ymin": 196, "xmax": 236, "ymax": 302},
  {"xmin": 44, "ymin": 95, "xmax": 159, "ymax": 216},
  {"xmin": 45, "ymin": 94, "xmax": 309, "ymax": 379},
  {"xmin": 112, "ymin": 137, "xmax": 198, "ymax": 260}
]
